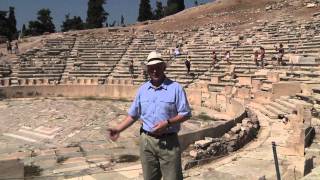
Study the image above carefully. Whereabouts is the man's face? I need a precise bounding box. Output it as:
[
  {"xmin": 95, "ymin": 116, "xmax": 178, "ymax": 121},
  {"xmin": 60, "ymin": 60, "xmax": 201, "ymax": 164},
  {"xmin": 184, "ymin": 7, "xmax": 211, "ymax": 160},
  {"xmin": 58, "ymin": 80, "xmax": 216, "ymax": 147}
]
[{"xmin": 147, "ymin": 63, "xmax": 165, "ymax": 83}]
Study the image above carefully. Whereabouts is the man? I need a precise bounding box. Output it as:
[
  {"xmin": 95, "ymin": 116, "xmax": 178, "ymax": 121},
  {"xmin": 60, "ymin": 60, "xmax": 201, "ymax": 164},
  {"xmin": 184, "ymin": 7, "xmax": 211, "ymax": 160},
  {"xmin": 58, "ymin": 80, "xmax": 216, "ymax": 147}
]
[
  {"xmin": 275, "ymin": 43, "xmax": 285, "ymax": 66},
  {"xmin": 211, "ymin": 49, "xmax": 217, "ymax": 69},
  {"xmin": 129, "ymin": 59, "xmax": 134, "ymax": 78},
  {"xmin": 108, "ymin": 51, "xmax": 191, "ymax": 180},
  {"xmin": 253, "ymin": 49, "xmax": 259, "ymax": 67},
  {"xmin": 259, "ymin": 46, "xmax": 265, "ymax": 68},
  {"xmin": 185, "ymin": 56, "xmax": 191, "ymax": 75},
  {"xmin": 225, "ymin": 50, "xmax": 231, "ymax": 64}
]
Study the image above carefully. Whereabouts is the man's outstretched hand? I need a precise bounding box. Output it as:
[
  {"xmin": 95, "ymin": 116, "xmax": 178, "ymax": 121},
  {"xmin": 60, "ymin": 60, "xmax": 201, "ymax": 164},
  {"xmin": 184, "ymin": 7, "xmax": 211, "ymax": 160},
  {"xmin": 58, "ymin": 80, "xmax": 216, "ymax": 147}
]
[{"xmin": 107, "ymin": 128, "xmax": 120, "ymax": 141}]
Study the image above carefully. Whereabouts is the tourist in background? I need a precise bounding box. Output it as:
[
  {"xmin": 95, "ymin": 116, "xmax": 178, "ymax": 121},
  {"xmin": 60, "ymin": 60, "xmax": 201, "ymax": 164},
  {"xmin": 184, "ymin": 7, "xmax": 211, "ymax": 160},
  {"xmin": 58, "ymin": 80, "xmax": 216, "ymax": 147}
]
[
  {"xmin": 185, "ymin": 55, "xmax": 191, "ymax": 74},
  {"xmin": 174, "ymin": 45, "xmax": 181, "ymax": 57},
  {"xmin": 212, "ymin": 49, "xmax": 217, "ymax": 69},
  {"xmin": 275, "ymin": 43, "xmax": 285, "ymax": 66},
  {"xmin": 253, "ymin": 49, "xmax": 259, "ymax": 67},
  {"xmin": 259, "ymin": 46, "xmax": 265, "ymax": 68},
  {"xmin": 108, "ymin": 51, "xmax": 191, "ymax": 180},
  {"xmin": 225, "ymin": 50, "xmax": 231, "ymax": 64},
  {"xmin": 14, "ymin": 42, "xmax": 19, "ymax": 54},
  {"xmin": 6, "ymin": 41, "xmax": 12, "ymax": 54},
  {"xmin": 129, "ymin": 59, "xmax": 134, "ymax": 78}
]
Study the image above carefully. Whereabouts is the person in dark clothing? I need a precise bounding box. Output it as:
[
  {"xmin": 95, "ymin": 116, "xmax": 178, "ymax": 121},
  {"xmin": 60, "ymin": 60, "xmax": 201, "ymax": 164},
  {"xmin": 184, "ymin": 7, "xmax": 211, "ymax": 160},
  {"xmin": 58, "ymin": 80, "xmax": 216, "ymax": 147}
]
[
  {"xmin": 212, "ymin": 50, "xmax": 217, "ymax": 68},
  {"xmin": 275, "ymin": 43, "xmax": 285, "ymax": 66},
  {"xmin": 253, "ymin": 50, "xmax": 259, "ymax": 67},
  {"xmin": 259, "ymin": 46, "xmax": 265, "ymax": 68},
  {"xmin": 6, "ymin": 41, "xmax": 12, "ymax": 54},
  {"xmin": 129, "ymin": 59, "xmax": 134, "ymax": 78},
  {"xmin": 185, "ymin": 56, "xmax": 191, "ymax": 74}
]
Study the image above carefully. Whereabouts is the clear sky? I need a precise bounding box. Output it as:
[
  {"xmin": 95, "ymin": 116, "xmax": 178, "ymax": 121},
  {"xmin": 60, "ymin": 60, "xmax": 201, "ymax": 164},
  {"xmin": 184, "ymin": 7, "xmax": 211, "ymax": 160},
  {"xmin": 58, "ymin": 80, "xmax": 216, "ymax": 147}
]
[{"xmin": 0, "ymin": 0, "xmax": 212, "ymax": 31}]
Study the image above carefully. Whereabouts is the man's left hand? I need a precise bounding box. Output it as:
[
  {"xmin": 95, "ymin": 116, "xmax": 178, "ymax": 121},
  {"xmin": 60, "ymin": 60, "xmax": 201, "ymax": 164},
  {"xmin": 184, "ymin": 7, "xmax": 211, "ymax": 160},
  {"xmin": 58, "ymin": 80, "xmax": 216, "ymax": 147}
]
[{"xmin": 152, "ymin": 120, "xmax": 169, "ymax": 135}]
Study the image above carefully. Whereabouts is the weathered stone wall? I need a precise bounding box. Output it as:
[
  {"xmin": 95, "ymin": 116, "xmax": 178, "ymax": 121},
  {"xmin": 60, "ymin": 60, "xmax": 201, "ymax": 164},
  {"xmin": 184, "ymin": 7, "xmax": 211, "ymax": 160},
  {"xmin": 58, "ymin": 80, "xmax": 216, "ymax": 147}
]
[
  {"xmin": 0, "ymin": 84, "xmax": 201, "ymax": 107},
  {"xmin": 272, "ymin": 82, "xmax": 302, "ymax": 99},
  {"xmin": 179, "ymin": 99, "xmax": 247, "ymax": 150},
  {"xmin": 0, "ymin": 85, "xmax": 138, "ymax": 100},
  {"xmin": 183, "ymin": 108, "xmax": 260, "ymax": 169},
  {"xmin": 185, "ymin": 89, "xmax": 202, "ymax": 106},
  {"xmin": 0, "ymin": 159, "xmax": 24, "ymax": 179}
]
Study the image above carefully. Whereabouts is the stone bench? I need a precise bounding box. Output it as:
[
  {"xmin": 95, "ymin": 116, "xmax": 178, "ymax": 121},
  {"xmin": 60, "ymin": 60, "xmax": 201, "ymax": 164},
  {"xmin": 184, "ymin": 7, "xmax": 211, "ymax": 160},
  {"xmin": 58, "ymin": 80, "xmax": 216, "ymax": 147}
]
[
  {"xmin": 106, "ymin": 78, "xmax": 133, "ymax": 85},
  {"xmin": 17, "ymin": 78, "xmax": 50, "ymax": 86}
]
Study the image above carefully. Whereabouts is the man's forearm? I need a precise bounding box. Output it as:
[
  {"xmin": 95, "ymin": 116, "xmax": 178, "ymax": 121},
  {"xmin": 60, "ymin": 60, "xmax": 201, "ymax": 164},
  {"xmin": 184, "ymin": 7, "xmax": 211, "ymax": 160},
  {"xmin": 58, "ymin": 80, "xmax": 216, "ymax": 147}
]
[
  {"xmin": 167, "ymin": 115, "xmax": 190, "ymax": 125},
  {"xmin": 116, "ymin": 116, "xmax": 136, "ymax": 132}
]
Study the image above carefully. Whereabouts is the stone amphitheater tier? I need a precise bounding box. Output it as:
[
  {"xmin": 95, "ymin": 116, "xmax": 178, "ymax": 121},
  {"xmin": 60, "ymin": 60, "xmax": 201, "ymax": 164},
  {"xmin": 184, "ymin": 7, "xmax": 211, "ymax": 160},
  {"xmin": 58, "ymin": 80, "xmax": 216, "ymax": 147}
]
[{"xmin": 0, "ymin": 14, "xmax": 320, "ymax": 179}]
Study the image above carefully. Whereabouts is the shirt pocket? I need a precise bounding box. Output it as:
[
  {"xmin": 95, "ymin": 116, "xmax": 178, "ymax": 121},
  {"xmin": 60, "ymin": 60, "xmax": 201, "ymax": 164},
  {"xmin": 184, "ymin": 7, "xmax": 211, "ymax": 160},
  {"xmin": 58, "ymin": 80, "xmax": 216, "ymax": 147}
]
[
  {"xmin": 140, "ymin": 99, "xmax": 150, "ymax": 116},
  {"xmin": 159, "ymin": 97, "xmax": 176, "ymax": 114}
]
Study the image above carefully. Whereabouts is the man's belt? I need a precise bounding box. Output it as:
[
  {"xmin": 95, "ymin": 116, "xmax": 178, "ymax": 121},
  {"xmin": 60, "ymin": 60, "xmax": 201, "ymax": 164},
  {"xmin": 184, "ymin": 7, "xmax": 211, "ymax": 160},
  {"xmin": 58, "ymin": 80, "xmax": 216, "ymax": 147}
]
[{"xmin": 140, "ymin": 127, "xmax": 176, "ymax": 139}]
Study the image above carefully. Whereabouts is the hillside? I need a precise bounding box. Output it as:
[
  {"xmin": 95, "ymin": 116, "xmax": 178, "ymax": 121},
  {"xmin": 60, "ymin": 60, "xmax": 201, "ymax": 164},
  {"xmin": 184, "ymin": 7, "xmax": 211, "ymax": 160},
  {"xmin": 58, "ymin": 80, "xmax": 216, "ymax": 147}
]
[
  {"xmin": 138, "ymin": 0, "xmax": 320, "ymax": 32},
  {"xmin": 1, "ymin": 0, "xmax": 320, "ymax": 59}
]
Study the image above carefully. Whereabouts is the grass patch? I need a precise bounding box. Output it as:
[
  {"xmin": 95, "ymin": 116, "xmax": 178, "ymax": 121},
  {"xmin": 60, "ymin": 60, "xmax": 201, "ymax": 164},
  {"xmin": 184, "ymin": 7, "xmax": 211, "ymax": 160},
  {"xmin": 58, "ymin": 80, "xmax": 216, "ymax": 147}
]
[
  {"xmin": 116, "ymin": 154, "xmax": 140, "ymax": 163},
  {"xmin": 70, "ymin": 96, "xmax": 131, "ymax": 102},
  {"xmin": 195, "ymin": 112, "xmax": 217, "ymax": 121},
  {"xmin": 56, "ymin": 156, "xmax": 69, "ymax": 164},
  {"xmin": 26, "ymin": 92, "xmax": 34, "ymax": 96},
  {"xmin": 24, "ymin": 163, "xmax": 42, "ymax": 177}
]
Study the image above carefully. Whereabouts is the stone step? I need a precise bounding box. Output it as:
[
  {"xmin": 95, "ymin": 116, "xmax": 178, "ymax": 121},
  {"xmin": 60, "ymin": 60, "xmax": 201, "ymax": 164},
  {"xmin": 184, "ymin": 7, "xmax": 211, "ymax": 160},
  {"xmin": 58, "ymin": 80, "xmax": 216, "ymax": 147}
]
[
  {"xmin": 256, "ymin": 106, "xmax": 278, "ymax": 119},
  {"xmin": 313, "ymin": 88, "xmax": 320, "ymax": 94},
  {"xmin": 265, "ymin": 104, "xmax": 287, "ymax": 116},
  {"xmin": 2, "ymin": 133, "xmax": 39, "ymax": 143},
  {"xmin": 269, "ymin": 101, "xmax": 293, "ymax": 114},
  {"xmin": 2, "ymin": 126, "xmax": 61, "ymax": 143},
  {"xmin": 51, "ymin": 157, "xmax": 111, "ymax": 174},
  {"xmin": 287, "ymin": 98, "xmax": 313, "ymax": 108},
  {"xmin": 275, "ymin": 98, "xmax": 297, "ymax": 110}
]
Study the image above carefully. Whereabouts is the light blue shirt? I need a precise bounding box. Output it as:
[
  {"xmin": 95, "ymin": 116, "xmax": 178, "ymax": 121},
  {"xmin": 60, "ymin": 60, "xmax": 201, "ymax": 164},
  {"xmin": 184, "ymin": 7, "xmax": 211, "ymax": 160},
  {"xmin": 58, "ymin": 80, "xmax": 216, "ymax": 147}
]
[{"xmin": 128, "ymin": 78, "xmax": 191, "ymax": 133}]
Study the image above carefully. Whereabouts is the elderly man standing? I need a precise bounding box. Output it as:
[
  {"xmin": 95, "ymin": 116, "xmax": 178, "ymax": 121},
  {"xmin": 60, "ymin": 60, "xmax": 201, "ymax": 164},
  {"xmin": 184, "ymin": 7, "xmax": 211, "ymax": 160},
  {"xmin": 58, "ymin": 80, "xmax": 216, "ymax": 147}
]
[{"xmin": 108, "ymin": 51, "xmax": 191, "ymax": 180}]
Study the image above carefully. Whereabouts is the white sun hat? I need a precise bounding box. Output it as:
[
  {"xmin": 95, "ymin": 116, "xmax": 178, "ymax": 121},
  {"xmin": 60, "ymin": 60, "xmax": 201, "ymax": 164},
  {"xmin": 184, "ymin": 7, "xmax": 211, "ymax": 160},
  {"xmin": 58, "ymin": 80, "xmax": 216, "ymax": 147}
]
[{"xmin": 146, "ymin": 51, "xmax": 164, "ymax": 65}]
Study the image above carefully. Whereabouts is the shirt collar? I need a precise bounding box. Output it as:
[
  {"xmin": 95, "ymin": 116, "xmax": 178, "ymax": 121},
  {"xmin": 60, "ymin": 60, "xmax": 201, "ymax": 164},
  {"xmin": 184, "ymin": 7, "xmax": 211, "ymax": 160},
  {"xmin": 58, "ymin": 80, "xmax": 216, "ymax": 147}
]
[{"xmin": 147, "ymin": 78, "xmax": 169, "ymax": 90}]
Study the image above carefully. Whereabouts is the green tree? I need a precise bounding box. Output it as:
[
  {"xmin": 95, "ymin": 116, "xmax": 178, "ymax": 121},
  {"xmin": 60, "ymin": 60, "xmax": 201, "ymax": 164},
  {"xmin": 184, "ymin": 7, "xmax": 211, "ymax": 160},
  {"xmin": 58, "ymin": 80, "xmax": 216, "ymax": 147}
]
[
  {"xmin": 166, "ymin": 0, "xmax": 185, "ymax": 16},
  {"xmin": 0, "ymin": 7, "xmax": 18, "ymax": 40},
  {"xmin": 0, "ymin": 11, "xmax": 10, "ymax": 40},
  {"xmin": 138, "ymin": 0, "xmax": 153, "ymax": 22},
  {"xmin": 25, "ymin": 8, "xmax": 55, "ymax": 36},
  {"xmin": 120, "ymin": 15, "xmax": 125, "ymax": 26},
  {"xmin": 61, "ymin": 14, "xmax": 85, "ymax": 32},
  {"xmin": 7, "ymin": 7, "xmax": 17, "ymax": 40},
  {"xmin": 109, "ymin": 20, "xmax": 116, "ymax": 27},
  {"xmin": 21, "ymin": 24, "xmax": 26, "ymax": 37},
  {"xmin": 177, "ymin": 0, "xmax": 185, "ymax": 11},
  {"xmin": 25, "ymin": 20, "xmax": 43, "ymax": 36},
  {"xmin": 154, "ymin": 0, "xmax": 164, "ymax": 20},
  {"xmin": 86, "ymin": 0, "xmax": 108, "ymax": 29},
  {"xmin": 37, "ymin": 8, "xmax": 55, "ymax": 33}
]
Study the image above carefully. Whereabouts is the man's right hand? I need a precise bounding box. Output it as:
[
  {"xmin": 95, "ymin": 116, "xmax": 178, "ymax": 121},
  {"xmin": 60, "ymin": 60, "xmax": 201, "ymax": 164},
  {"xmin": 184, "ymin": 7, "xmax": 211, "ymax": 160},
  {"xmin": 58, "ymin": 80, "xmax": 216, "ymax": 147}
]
[{"xmin": 107, "ymin": 128, "xmax": 120, "ymax": 141}]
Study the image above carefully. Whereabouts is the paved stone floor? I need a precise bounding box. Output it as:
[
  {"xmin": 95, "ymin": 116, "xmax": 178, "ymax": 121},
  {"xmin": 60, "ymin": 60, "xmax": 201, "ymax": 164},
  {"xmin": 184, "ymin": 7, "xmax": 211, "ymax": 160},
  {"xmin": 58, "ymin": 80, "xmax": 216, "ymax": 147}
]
[
  {"xmin": 60, "ymin": 102, "xmax": 306, "ymax": 180},
  {"xmin": 0, "ymin": 97, "xmax": 223, "ymax": 178}
]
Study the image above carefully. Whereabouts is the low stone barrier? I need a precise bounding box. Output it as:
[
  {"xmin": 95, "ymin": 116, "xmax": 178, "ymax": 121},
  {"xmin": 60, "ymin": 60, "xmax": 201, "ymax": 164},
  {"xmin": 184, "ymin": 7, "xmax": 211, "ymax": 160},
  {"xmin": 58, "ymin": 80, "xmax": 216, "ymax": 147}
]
[
  {"xmin": 0, "ymin": 159, "xmax": 24, "ymax": 179},
  {"xmin": 179, "ymin": 99, "xmax": 247, "ymax": 151},
  {"xmin": 0, "ymin": 84, "xmax": 138, "ymax": 100},
  {"xmin": 182, "ymin": 108, "xmax": 259, "ymax": 169}
]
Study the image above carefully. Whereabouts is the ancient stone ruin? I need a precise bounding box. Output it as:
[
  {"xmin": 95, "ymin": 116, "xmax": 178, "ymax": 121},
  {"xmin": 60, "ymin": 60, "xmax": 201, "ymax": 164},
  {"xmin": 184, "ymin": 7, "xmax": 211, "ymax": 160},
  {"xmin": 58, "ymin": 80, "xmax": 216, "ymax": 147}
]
[{"xmin": 0, "ymin": 0, "xmax": 320, "ymax": 179}]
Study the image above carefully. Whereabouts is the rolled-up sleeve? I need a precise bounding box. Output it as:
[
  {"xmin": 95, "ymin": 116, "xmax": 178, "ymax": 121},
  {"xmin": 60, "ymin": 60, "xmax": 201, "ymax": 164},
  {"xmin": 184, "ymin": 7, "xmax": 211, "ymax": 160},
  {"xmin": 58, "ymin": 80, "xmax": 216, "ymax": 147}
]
[
  {"xmin": 176, "ymin": 86, "xmax": 192, "ymax": 117},
  {"xmin": 128, "ymin": 90, "xmax": 141, "ymax": 120}
]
